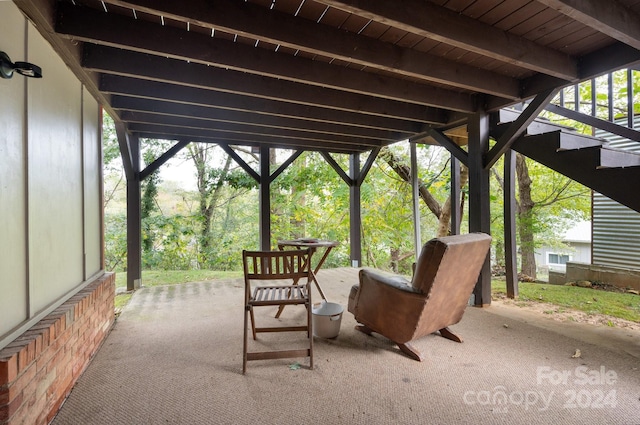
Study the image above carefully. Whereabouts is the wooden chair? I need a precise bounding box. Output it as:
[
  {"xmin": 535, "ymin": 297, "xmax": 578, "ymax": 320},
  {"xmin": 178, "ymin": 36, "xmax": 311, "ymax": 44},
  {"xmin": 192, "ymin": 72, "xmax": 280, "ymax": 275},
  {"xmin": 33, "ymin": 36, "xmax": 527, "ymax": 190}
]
[{"xmin": 242, "ymin": 249, "xmax": 314, "ymax": 374}]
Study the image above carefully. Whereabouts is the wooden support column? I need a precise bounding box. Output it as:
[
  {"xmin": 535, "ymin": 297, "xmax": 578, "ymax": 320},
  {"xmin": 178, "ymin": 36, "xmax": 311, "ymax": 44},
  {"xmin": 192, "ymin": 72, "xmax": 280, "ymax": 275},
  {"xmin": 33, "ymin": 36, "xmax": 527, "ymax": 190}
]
[
  {"xmin": 115, "ymin": 123, "xmax": 141, "ymax": 291},
  {"xmin": 126, "ymin": 157, "xmax": 141, "ymax": 291},
  {"xmin": 504, "ymin": 149, "xmax": 518, "ymax": 298},
  {"xmin": 224, "ymin": 144, "xmax": 299, "ymax": 251},
  {"xmin": 349, "ymin": 153, "xmax": 362, "ymax": 267},
  {"xmin": 410, "ymin": 142, "xmax": 422, "ymax": 257},
  {"xmin": 450, "ymin": 156, "xmax": 461, "ymax": 236},
  {"xmin": 322, "ymin": 149, "xmax": 378, "ymax": 267},
  {"xmin": 468, "ymin": 113, "xmax": 492, "ymax": 306},
  {"xmin": 259, "ymin": 145, "xmax": 271, "ymax": 250}
]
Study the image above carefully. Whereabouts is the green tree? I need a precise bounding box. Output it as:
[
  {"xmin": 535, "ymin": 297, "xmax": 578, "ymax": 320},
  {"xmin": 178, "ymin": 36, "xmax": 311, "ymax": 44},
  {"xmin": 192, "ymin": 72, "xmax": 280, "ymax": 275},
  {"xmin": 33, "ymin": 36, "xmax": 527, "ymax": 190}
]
[
  {"xmin": 271, "ymin": 151, "xmax": 352, "ymax": 267},
  {"xmin": 103, "ymin": 114, "xmax": 125, "ymax": 211},
  {"xmin": 102, "ymin": 113, "xmax": 127, "ymax": 271},
  {"xmin": 376, "ymin": 144, "xmax": 468, "ymax": 272},
  {"xmin": 186, "ymin": 143, "xmax": 257, "ymax": 268}
]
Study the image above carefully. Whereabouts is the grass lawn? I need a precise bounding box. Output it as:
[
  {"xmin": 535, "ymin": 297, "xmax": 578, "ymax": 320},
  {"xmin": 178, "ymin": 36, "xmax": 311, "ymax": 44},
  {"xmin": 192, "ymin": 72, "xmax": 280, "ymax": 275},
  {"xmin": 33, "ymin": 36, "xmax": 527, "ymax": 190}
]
[
  {"xmin": 492, "ymin": 279, "xmax": 640, "ymax": 323},
  {"xmin": 114, "ymin": 269, "xmax": 243, "ymax": 289},
  {"xmin": 112, "ymin": 270, "xmax": 639, "ymax": 323}
]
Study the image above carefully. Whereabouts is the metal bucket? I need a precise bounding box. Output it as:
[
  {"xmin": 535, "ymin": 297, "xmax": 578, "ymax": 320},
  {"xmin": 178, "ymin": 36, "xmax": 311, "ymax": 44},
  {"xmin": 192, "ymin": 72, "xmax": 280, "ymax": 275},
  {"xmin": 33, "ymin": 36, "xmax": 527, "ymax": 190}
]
[{"xmin": 312, "ymin": 302, "xmax": 343, "ymax": 339}]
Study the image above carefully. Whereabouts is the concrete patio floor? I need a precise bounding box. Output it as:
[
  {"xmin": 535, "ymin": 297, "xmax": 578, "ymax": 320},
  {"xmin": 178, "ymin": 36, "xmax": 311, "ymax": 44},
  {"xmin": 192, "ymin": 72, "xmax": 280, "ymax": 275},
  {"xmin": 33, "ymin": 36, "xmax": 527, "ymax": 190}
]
[{"xmin": 52, "ymin": 268, "xmax": 640, "ymax": 424}]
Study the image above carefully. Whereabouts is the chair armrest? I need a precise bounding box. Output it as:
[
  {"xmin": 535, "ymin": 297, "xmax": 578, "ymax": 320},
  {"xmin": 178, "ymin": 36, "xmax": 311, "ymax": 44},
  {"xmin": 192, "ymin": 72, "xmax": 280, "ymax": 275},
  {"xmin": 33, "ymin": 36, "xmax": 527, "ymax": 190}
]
[
  {"xmin": 359, "ymin": 268, "xmax": 420, "ymax": 294},
  {"xmin": 350, "ymin": 268, "xmax": 427, "ymax": 344}
]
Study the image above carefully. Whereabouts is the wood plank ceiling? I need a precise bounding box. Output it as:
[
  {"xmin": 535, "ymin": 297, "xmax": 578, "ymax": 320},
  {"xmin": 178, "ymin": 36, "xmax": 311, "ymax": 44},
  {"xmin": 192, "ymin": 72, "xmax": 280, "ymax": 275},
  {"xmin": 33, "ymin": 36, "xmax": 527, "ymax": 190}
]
[{"xmin": 15, "ymin": 0, "xmax": 640, "ymax": 153}]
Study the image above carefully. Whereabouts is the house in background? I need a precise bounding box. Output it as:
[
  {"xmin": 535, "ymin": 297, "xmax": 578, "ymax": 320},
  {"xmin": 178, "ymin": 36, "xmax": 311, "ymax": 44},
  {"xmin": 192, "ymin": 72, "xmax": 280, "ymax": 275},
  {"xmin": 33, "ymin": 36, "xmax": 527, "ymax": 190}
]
[{"xmin": 537, "ymin": 221, "xmax": 591, "ymax": 274}]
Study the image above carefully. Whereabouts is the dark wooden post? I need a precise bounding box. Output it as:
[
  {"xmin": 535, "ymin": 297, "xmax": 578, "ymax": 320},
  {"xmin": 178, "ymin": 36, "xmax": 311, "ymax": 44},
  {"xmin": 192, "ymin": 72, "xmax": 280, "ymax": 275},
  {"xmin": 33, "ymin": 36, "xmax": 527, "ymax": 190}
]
[
  {"xmin": 468, "ymin": 112, "xmax": 492, "ymax": 306},
  {"xmin": 349, "ymin": 153, "xmax": 362, "ymax": 267},
  {"xmin": 504, "ymin": 149, "xmax": 518, "ymax": 298},
  {"xmin": 259, "ymin": 145, "xmax": 271, "ymax": 250},
  {"xmin": 450, "ymin": 156, "xmax": 461, "ymax": 236},
  {"xmin": 115, "ymin": 123, "xmax": 141, "ymax": 291},
  {"xmin": 410, "ymin": 142, "xmax": 422, "ymax": 257}
]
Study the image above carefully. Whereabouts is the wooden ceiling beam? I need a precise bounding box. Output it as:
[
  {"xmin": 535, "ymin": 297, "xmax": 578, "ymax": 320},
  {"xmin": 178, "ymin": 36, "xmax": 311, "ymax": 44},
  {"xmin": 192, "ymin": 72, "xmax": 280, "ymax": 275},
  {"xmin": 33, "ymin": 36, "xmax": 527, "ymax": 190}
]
[
  {"xmin": 85, "ymin": 45, "xmax": 448, "ymax": 125},
  {"xmin": 316, "ymin": 0, "xmax": 578, "ymax": 81},
  {"xmin": 577, "ymin": 42, "xmax": 640, "ymax": 79},
  {"xmin": 100, "ymin": 75, "xmax": 425, "ymax": 133},
  {"xmin": 491, "ymin": 41, "xmax": 640, "ymax": 109},
  {"xmin": 112, "ymin": 96, "xmax": 407, "ymax": 142},
  {"xmin": 100, "ymin": 0, "xmax": 520, "ymax": 99},
  {"xmin": 129, "ymin": 124, "xmax": 371, "ymax": 153},
  {"xmin": 119, "ymin": 110, "xmax": 387, "ymax": 147},
  {"xmin": 535, "ymin": 0, "xmax": 640, "ymax": 50},
  {"xmin": 56, "ymin": 2, "xmax": 477, "ymax": 112}
]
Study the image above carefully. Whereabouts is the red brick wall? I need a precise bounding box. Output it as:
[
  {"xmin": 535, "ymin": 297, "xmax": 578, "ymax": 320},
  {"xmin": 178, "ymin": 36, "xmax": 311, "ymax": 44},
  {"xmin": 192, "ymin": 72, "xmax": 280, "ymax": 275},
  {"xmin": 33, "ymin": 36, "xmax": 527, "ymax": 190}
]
[{"xmin": 0, "ymin": 273, "xmax": 115, "ymax": 425}]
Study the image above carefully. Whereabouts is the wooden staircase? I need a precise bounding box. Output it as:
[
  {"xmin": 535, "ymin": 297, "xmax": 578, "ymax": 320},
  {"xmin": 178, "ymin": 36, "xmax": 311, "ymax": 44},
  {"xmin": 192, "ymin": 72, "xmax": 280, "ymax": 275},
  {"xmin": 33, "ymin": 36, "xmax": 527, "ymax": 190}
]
[{"xmin": 492, "ymin": 109, "xmax": 640, "ymax": 213}]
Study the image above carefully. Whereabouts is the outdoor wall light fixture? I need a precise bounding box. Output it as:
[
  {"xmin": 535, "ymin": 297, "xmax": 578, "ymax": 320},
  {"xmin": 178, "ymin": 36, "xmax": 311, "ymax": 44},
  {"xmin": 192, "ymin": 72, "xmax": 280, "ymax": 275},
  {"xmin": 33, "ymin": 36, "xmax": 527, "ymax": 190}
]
[{"xmin": 0, "ymin": 51, "xmax": 42, "ymax": 79}]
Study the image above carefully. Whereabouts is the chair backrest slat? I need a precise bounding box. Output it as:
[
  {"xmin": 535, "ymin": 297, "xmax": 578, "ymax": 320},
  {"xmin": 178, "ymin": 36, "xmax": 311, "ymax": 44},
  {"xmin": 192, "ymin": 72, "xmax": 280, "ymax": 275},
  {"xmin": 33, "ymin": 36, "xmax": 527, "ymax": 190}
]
[{"xmin": 243, "ymin": 249, "xmax": 312, "ymax": 282}]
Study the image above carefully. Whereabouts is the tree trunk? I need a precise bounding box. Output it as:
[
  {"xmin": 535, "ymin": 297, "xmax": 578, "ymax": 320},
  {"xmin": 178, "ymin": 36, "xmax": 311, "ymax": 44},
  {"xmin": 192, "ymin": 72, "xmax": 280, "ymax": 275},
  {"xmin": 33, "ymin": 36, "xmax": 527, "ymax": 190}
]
[
  {"xmin": 378, "ymin": 147, "xmax": 442, "ymax": 218},
  {"xmin": 189, "ymin": 144, "xmax": 233, "ymax": 267},
  {"xmin": 290, "ymin": 156, "xmax": 306, "ymax": 239},
  {"xmin": 516, "ymin": 153, "xmax": 537, "ymax": 279},
  {"xmin": 390, "ymin": 248, "xmax": 399, "ymax": 273},
  {"xmin": 202, "ymin": 155, "xmax": 232, "ymax": 250},
  {"xmin": 436, "ymin": 165, "xmax": 469, "ymax": 237}
]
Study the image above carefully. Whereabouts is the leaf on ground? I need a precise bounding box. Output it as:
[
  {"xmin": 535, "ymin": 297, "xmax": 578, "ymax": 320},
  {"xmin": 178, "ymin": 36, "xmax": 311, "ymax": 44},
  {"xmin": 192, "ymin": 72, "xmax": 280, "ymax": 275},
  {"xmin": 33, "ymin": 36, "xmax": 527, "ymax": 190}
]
[{"xmin": 289, "ymin": 362, "xmax": 301, "ymax": 370}]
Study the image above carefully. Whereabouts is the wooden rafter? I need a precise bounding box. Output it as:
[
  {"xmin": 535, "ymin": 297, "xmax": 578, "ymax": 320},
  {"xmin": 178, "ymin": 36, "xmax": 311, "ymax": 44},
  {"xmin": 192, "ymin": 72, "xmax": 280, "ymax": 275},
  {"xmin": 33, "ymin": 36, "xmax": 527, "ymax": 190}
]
[
  {"xmin": 315, "ymin": 0, "xmax": 578, "ymax": 80},
  {"xmin": 100, "ymin": 0, "xmax": 521, "ymax": 99},
  {"xmin": 56, "ymin": 3, "xmax": 477, "ymax": 112}
]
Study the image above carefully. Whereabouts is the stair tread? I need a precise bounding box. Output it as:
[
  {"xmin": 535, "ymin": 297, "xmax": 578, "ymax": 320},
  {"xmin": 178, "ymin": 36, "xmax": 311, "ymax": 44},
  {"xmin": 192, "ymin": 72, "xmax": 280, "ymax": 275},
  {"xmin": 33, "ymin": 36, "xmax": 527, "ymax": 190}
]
[{"xmin": 512, "ymin": 131, "xmax": 640, "ymax": 212}]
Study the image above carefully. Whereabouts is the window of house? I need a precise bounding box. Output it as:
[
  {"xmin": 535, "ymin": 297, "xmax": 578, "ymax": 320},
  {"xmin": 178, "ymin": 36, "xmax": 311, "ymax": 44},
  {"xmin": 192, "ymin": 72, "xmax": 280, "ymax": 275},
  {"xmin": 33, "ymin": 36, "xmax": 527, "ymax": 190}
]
[{"xmin": 548, "ymin": 253, "xmax": 570, "ymax": 265}]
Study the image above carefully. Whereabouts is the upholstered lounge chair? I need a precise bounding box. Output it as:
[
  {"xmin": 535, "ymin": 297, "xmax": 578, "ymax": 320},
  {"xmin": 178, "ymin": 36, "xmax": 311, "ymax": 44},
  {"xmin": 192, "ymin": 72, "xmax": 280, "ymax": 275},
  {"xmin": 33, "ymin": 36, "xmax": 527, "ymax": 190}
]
[{"xmin": 348, "ymin": 233, "xmax": 492, "ymax": 361}]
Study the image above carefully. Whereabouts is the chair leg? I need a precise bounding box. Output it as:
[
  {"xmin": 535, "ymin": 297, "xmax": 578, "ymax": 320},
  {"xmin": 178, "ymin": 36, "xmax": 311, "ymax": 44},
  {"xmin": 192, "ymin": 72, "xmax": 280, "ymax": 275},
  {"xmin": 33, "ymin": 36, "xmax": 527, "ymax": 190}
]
[
  {"xmin": 355, "ymin": 324, "xmax": 424, "ymax": 361},
  {"xmin": 243, "ymin": 306, "xmax": 249, "ymax": 374},
  {"xmin": 439, "ymin": 327, "xmax": 463, "ymax": 343},
  {"xmin": 397, "ymin": 342, "xmax": 425, "ymax": 362},
  {"xmin": 354, "ymin": 324, "xmax": 374, "ymax": 336},
  {"xmin": 249, "ymin": 306, "xmax": 257, "ymax": 340},
  {"xmin": 307, "ymin": 301, "xmax": 314, "ymax": 370}
]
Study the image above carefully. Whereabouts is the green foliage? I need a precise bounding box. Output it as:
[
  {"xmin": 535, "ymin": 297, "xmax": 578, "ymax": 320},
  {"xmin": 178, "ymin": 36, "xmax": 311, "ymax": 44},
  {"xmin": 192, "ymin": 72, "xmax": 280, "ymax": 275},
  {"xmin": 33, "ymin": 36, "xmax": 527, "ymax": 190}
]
[
  {"xmin": 141, "ymin": 171, "xmax": 159, "ymax": 255},
  {"xmin": 104, "ymin": 212, "xmax": 127, "ymax": 271},
  {"xmin": 522, "ymin": 160, "xmax": 589, "ymax": 243},
  {"xmin": 103, "ymin": 69, "xmax": 638, "ymax": 276},
  {"xmin": 543, "ymin": 69, "xmax": 640, "ymax": 127},
  {"xmin": 270, "ymin": 151, "xmax": 351, "ymax": 266},
  {"xmin": 489, "ymin": 151, "xmax": 590, "ymax": 273},
  {"xmin": 102, "ymin": 114, "xmax": 121, "ymax": 167},
  {"xmin": 114, "ymin": 293, "xmax": 132, "ymax": 313},
  {"xmin": 142, "ymin": 214, "xmax": 197, "ymax": 270}
]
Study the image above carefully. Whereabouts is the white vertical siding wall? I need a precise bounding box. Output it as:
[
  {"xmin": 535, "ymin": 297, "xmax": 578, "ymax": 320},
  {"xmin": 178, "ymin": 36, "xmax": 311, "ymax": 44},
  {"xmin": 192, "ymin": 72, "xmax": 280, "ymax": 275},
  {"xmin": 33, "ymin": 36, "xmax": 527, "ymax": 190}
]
[
  {"xmin": 83, "ymin": 87, "xmax": 103, "ymax": 278},
  {"xmin": 27, "ymin": 24, "xmax": 85, "ymax": 312},
  {"xmin": 0, "ymin": 4, "xmax": 29, "ymax": 341},
  {"xmin": 0, "ymin": 2, "xmax": 103, "ymax": 349}
]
